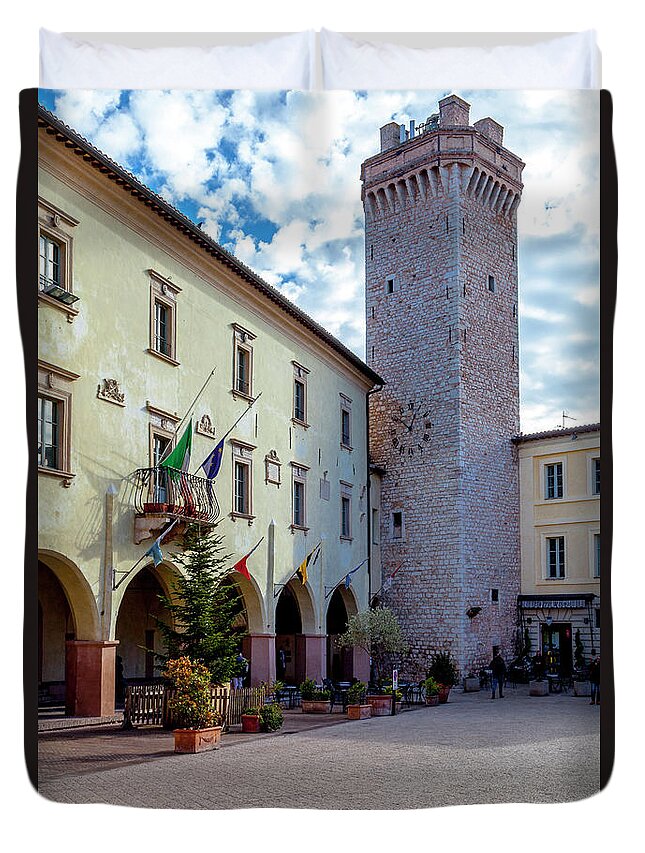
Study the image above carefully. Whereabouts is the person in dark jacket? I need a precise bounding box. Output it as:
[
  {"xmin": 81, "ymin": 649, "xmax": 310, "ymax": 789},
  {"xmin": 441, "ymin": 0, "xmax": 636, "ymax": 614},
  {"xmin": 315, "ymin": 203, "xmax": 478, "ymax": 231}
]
[
  {"xmin": 589, "ymin": 653, "xmax": 600, "ymax": 705},
  {"xmin": 490, "ymin": 649, "xmax": 507, "ymax": 699}
]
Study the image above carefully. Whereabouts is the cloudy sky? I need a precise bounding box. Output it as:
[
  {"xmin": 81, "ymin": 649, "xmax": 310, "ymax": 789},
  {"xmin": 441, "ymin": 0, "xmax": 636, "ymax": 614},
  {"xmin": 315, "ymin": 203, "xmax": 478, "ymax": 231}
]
[{"xmin": 39, "ymin": 88, "xmax": 599, "ymax": 433}]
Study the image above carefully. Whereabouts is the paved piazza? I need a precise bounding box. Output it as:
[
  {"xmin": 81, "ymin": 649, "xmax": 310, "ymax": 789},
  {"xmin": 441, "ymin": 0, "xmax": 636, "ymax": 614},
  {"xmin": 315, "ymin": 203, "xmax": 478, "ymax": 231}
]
[{"xmin": 38, "ymin": 686, "xmax": 600, "ymax": 810}]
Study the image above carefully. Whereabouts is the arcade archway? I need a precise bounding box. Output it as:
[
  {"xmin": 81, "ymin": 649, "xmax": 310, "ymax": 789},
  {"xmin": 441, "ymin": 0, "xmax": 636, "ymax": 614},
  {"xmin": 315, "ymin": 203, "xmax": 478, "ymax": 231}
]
[
  {"xmin": 275, "ymin": 580, "xmax": 317, "ymax": 685},
  {"xmin": 115, "ymin": 563, "xmax": 176, "ymax": 683},
  {"xmin": 326, "ymin": 586, "xmax": 359, "ymax": 681},
  {"xmin": 38, "ymin": 551, "xmax": 100, "ymax": 706}
]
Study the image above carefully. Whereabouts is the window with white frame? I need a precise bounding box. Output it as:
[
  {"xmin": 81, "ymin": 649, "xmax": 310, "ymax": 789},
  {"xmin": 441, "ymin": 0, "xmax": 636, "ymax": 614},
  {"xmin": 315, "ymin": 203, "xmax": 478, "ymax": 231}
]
[
  {"xmin": 37, "ymin": 360, "xmax": 79, "ymax": 483},
  {"xmin": 149, "ymin": 270, "xmax": 180, "ymax": 364},
  {"xmin": 39, "ymin": 234, "xmax": 61, "ymax": 291},
  {"xmin": 340, "ymin": 482, "xmax": 353, "ymax": 539},
  {"xmin": 291, "ymin": 463, "xmax": 308, "ymax": 530},
  {"xmin": 231, "ymin": 441, "xmax": 254, "ymax": 519},
  {"xmin": 592, "ymin": 458, "xmax": 600, "ymax": 495},
  {"xmin": 292, "ymin": 362, "xmax": 309, "ymax": 424},
  {"xmin": 546, "ymin": 536, "xmax": 565, "ymax": 579},
  {"xmin": 340, "ymin": 394, "xmax": 352, "ymax": 449},
  {"xmin": 545, "ymin": 462, "xmax": 563, "ymax": 500},
  {"xmin": 38, "ymin": 197, "xmax": 79, "ymax": 315},
  {"xmin": 232, "ymin": 324, "xmax": 255, "ymax": 398}
]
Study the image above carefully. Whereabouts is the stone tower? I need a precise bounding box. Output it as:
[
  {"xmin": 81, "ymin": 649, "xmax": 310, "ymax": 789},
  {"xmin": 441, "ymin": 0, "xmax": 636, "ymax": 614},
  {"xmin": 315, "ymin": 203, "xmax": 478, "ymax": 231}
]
[{"xmin": 362, "ymin": 95, "xmax": 524, "ymax": 674}]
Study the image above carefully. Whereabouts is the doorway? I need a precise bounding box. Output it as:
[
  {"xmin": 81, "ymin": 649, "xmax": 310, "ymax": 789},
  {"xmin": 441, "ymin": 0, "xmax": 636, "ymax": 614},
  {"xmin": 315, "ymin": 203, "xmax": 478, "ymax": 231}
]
[{"xmin": 541, "ymin": 622, "xmax": 573, "ymax": 676}]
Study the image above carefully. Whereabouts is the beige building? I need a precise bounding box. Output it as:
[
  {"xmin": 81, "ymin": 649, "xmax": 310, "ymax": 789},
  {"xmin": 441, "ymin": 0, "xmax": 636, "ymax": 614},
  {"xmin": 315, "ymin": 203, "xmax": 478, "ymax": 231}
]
[
  {"xmin": 514, "ymin": 424, "xmax": 601, "ymax": 672},
  {"xmin": 37, "ymin": 106, "xmax": 384, "ymax": 716}
]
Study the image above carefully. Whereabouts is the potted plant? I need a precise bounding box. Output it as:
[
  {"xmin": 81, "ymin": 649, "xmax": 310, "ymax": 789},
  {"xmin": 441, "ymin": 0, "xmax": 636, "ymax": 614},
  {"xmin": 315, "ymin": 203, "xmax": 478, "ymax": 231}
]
[
  {"xmin": 422, "ymin": 675, "xmax": 440, "ymax": 706},
  {"xmin": 259, "ymin": 702, "xmax": 285, "ymax": 732},
  {"xmin": 346, "ymin": 681, "xmax": 372, "ymax": 720},
  {"xmin": 241, "ymin": 706, "xmax": 261, "ymax": 733},
  {"xmin": 164, "ymin": 656, "xmax": 223, "ymax": 753},
  {"xmin": 299, "ymin": 678, "xmax": 332, "ymax": 713},
  {"xmin": 427, "ymin": 651, "xmax": 459, "ymax": 702},
  {"xmin": 463, "ymin": 671, "xmax": 480, "ymax": 693}
]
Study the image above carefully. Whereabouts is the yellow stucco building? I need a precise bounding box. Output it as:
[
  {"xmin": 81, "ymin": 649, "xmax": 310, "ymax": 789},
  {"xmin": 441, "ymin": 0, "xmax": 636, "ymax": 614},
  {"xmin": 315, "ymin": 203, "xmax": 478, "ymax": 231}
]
[
  {"xmin": 514, "ymin": 424, "xmax": 601, "ymax": 673},
  {"xmin": 37, "ymin": 106, "xmax": 384, "ymax": 715}
]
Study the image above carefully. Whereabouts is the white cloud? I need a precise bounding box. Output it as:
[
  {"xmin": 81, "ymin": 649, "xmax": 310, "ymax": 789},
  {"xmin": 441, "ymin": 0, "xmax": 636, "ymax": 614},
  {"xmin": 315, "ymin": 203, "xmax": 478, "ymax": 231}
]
[{"xmin": 51, "ymin": 88, "xmax": 600, "ymax": 431}]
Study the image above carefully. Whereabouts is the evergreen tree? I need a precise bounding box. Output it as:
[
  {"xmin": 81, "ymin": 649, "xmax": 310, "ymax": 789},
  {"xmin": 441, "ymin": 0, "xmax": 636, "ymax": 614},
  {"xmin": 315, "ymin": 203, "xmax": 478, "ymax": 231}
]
[{"xmin": 155, "ymin": 524, "xmax": 244, "ymax": 684}]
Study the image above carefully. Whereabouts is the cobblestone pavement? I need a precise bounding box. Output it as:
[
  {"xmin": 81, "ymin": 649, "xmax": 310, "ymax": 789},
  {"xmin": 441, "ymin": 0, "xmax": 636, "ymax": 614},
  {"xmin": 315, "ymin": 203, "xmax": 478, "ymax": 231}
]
[{"xmin": 37, "ymin": 686, "xmax": 600, "ymax": 810}]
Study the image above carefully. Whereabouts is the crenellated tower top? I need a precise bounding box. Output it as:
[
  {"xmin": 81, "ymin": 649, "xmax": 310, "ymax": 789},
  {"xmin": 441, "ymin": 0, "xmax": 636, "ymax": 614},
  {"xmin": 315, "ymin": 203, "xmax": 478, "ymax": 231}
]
[{"xmin": 361, "ymin": 94, "xmax": 524, "ymax": 223}]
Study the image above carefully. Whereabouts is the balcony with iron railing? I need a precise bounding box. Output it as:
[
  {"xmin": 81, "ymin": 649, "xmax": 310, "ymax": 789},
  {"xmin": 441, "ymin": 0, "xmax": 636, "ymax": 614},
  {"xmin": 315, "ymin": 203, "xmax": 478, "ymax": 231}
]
[{"xmin": 131, "ymin": 466, "xmax": 220, "ymax": 542}]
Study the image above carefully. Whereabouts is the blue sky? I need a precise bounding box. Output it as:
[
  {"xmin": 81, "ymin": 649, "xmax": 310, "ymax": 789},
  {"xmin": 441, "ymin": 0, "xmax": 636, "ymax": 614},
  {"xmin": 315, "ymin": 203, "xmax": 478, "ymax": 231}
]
[{"xmin": 39, "ymin": 88, "xmax": 600, "ymax": 433}]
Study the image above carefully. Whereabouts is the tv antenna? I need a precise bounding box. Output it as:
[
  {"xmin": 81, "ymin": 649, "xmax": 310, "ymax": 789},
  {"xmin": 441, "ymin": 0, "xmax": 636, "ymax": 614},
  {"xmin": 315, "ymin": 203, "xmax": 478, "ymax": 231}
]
[{"xmin": 560, "ymin": 410, "xmax": 576, "ymax": 429}]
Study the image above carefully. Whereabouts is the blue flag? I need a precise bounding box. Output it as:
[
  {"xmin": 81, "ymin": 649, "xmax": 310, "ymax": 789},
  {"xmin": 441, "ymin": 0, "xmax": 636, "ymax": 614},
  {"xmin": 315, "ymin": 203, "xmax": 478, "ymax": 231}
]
[
  {"xmin": 145, "ymin": 540, "xmax": 163, "ymax": 567},
  {"xmin": 344, "ymin": 559, "xmax": 367, "ymax": 589},
  {"xmin": 200, "ymin": 438, "xmax": 225, "ymax": 479}
]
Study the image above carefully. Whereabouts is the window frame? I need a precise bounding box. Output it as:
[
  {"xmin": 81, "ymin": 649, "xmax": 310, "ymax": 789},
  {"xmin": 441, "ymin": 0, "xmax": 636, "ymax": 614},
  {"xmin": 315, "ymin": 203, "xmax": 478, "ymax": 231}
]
[
  {"xmin": 545, "ymin": 535, "xmax": 566, "ymax": 579},
  {"xmin": 340, "ymin": 394, "xmax": 353, "ymax": 450},
  {"xmin": 543, "ymin": 460, "xmax": 564, "ymax": 500},
  {"xmin": 292, "ymin": 362, "xmax": 310, "ymax": 426},
  {"xmin": 592, "ymin": 457, "xmax": 601, "ymax": 496},
  {"xmin": 37, "ymin": 360, "xmax": 79, "ymax": 486},
  {"xmin": 290, "ymin": 463, "xmax": 309, "ymax": 532},
  {"xmin": 391, "ymin": 509, "xmax": 404, "ymax": 541},
  {"xmin": 340, "ymin": 481, "xmax": 353, "ymax": 540},
  {"xmin": 38, "ymin": 197, "xmax": 79, "ymax": 320},
  {"xmin": 230, "ymin": 440, "xmax": 255, "ymax": 522},
  {"xmin": 148, "ymin": 270, "xmax": 181, "ymax": 366},
  {"xmin": 232, "ymin": 324, "xmax": 256, "ymax": 401}
]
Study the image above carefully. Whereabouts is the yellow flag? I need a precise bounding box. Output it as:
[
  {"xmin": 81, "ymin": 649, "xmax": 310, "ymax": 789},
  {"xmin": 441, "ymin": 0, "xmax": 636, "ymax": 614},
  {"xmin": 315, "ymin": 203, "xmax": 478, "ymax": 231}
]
[{"xmin": 297, "ymin": 555, "xmax": 309, "ymax": 585}]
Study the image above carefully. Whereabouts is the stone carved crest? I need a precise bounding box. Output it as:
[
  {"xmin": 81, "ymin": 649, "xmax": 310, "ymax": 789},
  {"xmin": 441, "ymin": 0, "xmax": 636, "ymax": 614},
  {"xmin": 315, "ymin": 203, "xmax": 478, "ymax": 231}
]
[
  {"xmin": 97, "ymin": 378, "xmax": 125, "ymax": 406},
  {"xmin": 196, "ymin": 413, "xmax": 217, "ymax": 438},
  {"xmin": 265, "ymin": 449, "xmax": 281, "ymax": 485}
]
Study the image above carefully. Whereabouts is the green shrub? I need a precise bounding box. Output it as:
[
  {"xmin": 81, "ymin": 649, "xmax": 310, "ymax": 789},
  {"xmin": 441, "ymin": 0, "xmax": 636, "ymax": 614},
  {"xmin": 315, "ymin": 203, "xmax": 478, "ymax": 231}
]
[
  {"xmin": 299, "ymin": 678, "xmax": 330, "ymax": 701},
  {"xmin": 346, "ymin": 681, "xmax": 367, "ymax": 705},
  {"xmin": 241, "ymin": 707, "xmax": 261, "ymax": 716},
  {"xmin": 259, "ymin": 702, "xmax": 284, "ymax": 732},
  {"xmin": 427, "ymin": 651, "xmax": 459, "ymax": 686},
  {"xmin": 422, "ymin": 675, "xmax": 440, "ymax": 696}
]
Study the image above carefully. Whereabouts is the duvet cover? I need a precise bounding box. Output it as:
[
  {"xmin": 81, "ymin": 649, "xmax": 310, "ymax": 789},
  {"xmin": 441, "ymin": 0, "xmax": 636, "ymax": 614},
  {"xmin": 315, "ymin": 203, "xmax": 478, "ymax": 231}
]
[{"xmin": 20, "ymin": 84, "xmax": 614, "ymax": 808}]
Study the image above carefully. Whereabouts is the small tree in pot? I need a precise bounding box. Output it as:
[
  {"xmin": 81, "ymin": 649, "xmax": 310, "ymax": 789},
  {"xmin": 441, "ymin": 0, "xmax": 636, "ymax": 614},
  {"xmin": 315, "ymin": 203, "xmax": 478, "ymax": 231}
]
[
  {"xmin": 346, "ymin": 681, "xmax": 371, "ymax": 720},
  {"xmin": 427, "ymin": 651, "xmax": 459, "ymax": 702},
  {"xmin": 164, "ymin": 656, "xmax": 223, "ymax": 753}
]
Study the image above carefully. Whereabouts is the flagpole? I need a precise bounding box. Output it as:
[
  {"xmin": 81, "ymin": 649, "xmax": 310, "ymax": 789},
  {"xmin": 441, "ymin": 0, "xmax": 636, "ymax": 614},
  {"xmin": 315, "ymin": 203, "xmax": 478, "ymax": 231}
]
[
  {"xmin": 228, "ymin": 536, "xmax": 264, "ymax": 571},
  {"xmin": 324, "ymin": 558, "xmax": 368, "ymax": 598},
  {"xmin": 113, "ymin": 518, "xmax": 180, "ymax": 590},
  {"xmin": 369, "ymin": 561, "xmax": 403, "ymax": 604},
  {"xmin": 159, "ymin": 367, "xmax": 217, "ymax": 464},
  {"xmin": 273, "ymin": 539, "xmax": 322, "ymax": 597},
  {"xmin": 221, "ymin": 392, "xmax": 263, "ymax": 443}
]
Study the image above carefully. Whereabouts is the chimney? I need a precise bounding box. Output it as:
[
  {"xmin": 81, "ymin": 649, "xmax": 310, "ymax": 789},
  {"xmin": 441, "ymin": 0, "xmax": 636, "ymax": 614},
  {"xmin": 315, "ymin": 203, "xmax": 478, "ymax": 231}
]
[
  {"xmin": 438, "ymin": 95, "xmax": 471, "ymax": 128},
  {"xmin": 474, "ymin": 117, "xmax": 505, "ymax": 146},
  {"xmin": 380, "ymin": 121, "xmax": 401, "ymax": 152}
]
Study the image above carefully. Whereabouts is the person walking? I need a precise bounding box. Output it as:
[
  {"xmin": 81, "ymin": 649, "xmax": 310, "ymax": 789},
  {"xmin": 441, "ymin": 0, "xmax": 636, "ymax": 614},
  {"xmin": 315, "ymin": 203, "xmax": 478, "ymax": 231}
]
[
  {"xmin": 589, "ymin": 652, "xmax": 600, "ymax": 705},
  {"xmin": 232, "ymin": 652, "xmax": 248, "ymax": 690},
  {"xmin": 490, "ymin": 648, "xmax": 507, "ymax": 699}
]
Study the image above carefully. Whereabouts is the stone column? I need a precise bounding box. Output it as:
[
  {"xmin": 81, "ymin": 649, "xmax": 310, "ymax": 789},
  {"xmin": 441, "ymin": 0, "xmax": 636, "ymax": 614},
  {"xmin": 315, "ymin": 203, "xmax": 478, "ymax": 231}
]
[
  {"xmin": 243, "ymin": 634, "xmax": 276, "ymax": 686},
  {"xmin": 296, "ymin": 634, "xmax": 327, "ymax": 683},
  {"xmin": 65, "ymin": 640, "xmax": 118, "ymax": 717}
]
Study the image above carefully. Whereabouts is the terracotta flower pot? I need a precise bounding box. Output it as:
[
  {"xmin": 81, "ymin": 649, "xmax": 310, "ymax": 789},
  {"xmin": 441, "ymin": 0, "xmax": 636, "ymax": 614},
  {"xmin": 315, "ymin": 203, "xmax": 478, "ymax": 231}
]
[
  {"xmin": 425, "ymin": 695, "xmax": 440, "ymax": 706},
  {"xmin": 438, "ymin": 685, "xmax": 451, "ymax": 704},
  {"xmin": 173, "ymin": 726, "xmax": 222, "ymax": 753},
  {"xmin": 366, "ymin": 694, "xmax": 393, "ymax": 716},
  {"xmin": 241, "ymin": 714, "xmax": 261, "ymax": 733},
  {"xmin": 347, "ymin": 704, "xmax": 372, "ymax": 720},
  {"xmin": 301, "ymin": 699, "xmax": 332, "ymax": 714}
]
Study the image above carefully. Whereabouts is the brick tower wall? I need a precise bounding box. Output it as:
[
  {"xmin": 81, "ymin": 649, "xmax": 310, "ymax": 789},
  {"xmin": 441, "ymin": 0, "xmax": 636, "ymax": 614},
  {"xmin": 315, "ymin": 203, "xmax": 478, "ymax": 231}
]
[{"xmin": 363, "ymin": 97, "xmax": 523, "ymax": 677}]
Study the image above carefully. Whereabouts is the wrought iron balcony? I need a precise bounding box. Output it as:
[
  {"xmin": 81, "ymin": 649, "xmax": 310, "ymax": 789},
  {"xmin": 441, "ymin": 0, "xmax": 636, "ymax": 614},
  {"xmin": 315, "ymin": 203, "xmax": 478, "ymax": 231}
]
[{"xmin": 131, "ymin": 466, "xmax": 220, "ymax": 525}]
